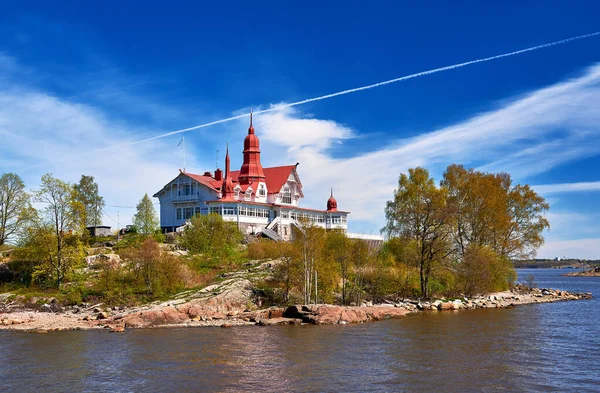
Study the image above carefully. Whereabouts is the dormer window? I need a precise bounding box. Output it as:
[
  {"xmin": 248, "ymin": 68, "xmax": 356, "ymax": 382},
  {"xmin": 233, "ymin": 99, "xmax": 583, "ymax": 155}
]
[
  {"xmin": 258, "ymin": 185, "xmax": 266, "ymax": 197},
  {"xmin": 245, "ymin": 189, "xmax": 253, "ymax": 200},
  {"xmin": 234, "ymin": 188, "xmax": 240, "ymax": 199},
  {"xmin": 282, "ymin": 186, "xmax": 292, "ymax": 204}
]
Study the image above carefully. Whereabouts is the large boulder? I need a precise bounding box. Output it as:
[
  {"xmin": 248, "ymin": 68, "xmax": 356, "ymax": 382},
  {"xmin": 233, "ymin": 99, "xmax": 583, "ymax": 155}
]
[
  {"xmin": 123, "ymin": 307, "xmax": 188, "ymax": 328},
  {"xmin": 283, "ymin": 305, "xmax": 304, "ymax": 319},
  {"xmin": 85, "ymin": 254, "xmax": 121, "ymax": 269}
]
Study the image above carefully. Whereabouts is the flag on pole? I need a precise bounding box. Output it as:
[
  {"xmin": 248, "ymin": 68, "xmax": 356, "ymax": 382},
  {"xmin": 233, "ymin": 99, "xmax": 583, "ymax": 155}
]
[{"xmin": 177, "ymin": 137, "xmax": 184, "ymax": 148}]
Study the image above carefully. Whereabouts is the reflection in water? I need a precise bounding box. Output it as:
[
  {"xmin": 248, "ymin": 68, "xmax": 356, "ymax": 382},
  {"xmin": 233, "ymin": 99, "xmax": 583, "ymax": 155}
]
[{"xmin": 1, "ymin": 269, "xmax": 599, "ymax": 393}]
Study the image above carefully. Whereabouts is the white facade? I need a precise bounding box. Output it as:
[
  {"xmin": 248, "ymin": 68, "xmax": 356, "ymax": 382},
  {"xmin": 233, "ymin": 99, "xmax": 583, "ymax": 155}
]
[
  {"xmin": 154, "ymin": 119, "xmax": 349, "ymax": 240},
  {"xmin": 154, "ymin": 169, "xmax": 349, "ymax": 239}
]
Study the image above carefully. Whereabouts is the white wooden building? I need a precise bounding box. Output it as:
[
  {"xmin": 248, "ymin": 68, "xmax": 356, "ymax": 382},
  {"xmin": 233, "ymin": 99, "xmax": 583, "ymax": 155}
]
[{"xmin": 153, "ymin": 115, "xmax": 349, "ymax": 240}]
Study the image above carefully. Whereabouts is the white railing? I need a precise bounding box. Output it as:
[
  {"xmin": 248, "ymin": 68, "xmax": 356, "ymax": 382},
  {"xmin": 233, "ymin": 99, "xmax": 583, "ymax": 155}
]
[
  {"xmin": 261, "ymin": 227, "xmax": 281, "ymax": 241},
  {"xmin": 346, "ymin": 233, "xmax": 384, "ymax": 241},
  {"xmin": 266, "ymin": 216, "xmax": 280, "ymax": 230},
  {"xmin": 172, "ymin": 195, "xmax": 200, "ymax": 203}
]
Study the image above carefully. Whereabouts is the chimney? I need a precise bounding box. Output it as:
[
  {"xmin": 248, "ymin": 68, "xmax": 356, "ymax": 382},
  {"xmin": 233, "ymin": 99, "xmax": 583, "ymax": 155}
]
[
  {"xmin": 203, "ymin": 171, "xmax": 213, "ymax": 177},
  {"xmin": 214, "ymin": 168, "xmax": 223, "ymax": 181}
]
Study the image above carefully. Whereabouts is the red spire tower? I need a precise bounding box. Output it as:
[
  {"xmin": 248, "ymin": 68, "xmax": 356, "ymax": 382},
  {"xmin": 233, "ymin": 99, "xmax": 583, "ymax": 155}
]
[
  {"xmin": 327, "ymin": 188, "xmax": 338, "ymax": 212},
  {"xmin": 221, "ymin": 143, "xmax": 235, "ymax": 200},
  {"xmin": 238, "ymin": 111, "xmax": 266, "ymax": 185}
]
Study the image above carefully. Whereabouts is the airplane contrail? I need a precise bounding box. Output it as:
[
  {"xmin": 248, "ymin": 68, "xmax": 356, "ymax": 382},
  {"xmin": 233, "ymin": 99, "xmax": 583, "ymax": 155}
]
[
  {"xmin": 26, "ymin": 31, "xmax": 600, "ymax": 168},
  {"xmin": 121, "ymin": 31, "xmax": 600, "ymax": 145}
]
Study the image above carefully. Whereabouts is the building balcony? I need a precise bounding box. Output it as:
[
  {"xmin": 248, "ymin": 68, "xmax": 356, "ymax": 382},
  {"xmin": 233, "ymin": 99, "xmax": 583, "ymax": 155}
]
[{"xmin": 172, "ymin": 195, "xmax": 200, "ymax": 203}]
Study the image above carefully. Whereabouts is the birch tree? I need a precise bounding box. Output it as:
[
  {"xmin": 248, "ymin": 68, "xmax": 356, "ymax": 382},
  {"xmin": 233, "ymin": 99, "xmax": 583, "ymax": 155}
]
[
  {"xmin": 0, "ymin": 173, "xmax": 34, "ymax": 245},
  {"xmin": 383, "ymin": 167, "xmax": 452, "ymax": 298}
]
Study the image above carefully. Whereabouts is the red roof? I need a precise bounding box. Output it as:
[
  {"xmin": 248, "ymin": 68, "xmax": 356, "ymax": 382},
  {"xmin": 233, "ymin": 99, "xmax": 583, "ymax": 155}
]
[
  {"xmin": 182, "ymin": 165, "xmax": 297, "ymax": 194},
  {"xmin": 185, "ymin": 172, "xmax": 222, "ymax": 191}
]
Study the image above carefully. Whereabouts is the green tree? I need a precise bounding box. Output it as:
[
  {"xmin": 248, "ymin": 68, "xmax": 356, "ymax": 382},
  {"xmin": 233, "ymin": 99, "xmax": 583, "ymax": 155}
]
[
  {"xmin": 32, "ymin": 174, "xmax": 83, "ymax": 288},
  {"xmin": 324, "ymin": 231, "xmax": 352, "ymax": 304},
  {"xmin": 179, "ymin": 213, "xmax": 243, "ymax": 264},
  {"xmin": 271, "ymin": 241, "xmax": 302, "ymax": 304},
  {"xmin": 14, "ymin": 225, "xmax": 84, "ymax": 288},
  {"xmin": 0, "ymin": 173, "xmax": 34, "ymax": 245},
  {"xmin": 349, "ymin": 238, "xmax": 380, "ymax": 303},
  {"xmin": 120, "ymin": 237, "xmax": 185, "ymax": 295},
  {"xmin": 456, "ymin": 245, "xmax": 516, "ymax": 296},
  {"xmin": 383, "ymin": 167, "xmax": 452, "ymax": 298},
  {"xmin": 441, "ymin": 164, "xmax": 549, "ymax": 259},
  {"xmin": 73, "ymin": 175, "xmax": 105, "ymax": 228},
  {"xmin": 292, "ymin": 220, "xmax": 327, "ymax": 304},
  {"xmin": 133, "ymin": 193, "xmax": 159, "ymax": 234}
]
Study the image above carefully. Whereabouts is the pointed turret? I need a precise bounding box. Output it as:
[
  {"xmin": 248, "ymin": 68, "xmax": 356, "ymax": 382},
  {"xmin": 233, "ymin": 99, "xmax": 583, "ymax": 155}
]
[
  {"xmin": 327, "ymin": 188, "xmax": 338, "ymax": 212},
  {"xmin": 238, "ymin": 110, "xmax": 265, "ymax": 184},
  {"xmin": 221, "ymin": 143, "xmax": 235, "ymax": 200}
]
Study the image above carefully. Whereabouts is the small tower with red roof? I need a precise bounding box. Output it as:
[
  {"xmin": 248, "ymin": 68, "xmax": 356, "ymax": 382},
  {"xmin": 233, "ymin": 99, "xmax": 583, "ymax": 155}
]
[
  {"xmin": 238, "ymin": 111, "xmax": 266, "ymax": 185},
  {"xmin": 221, "ymin": 143, "xmax": 235, "ymax": 200},
  {"xmin": 327, "ymin": 188, "xmax": 338, "ymax": 212}
]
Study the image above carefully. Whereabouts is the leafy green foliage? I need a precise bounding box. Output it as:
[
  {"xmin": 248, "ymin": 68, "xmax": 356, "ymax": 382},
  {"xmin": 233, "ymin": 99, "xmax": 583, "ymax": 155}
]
[
  {"xmin": 179, "ymin": 214, "xmax": 243, "ymax": 266},
  {"xmin": 0, "ymin": 173, "xmax": 34, "ymax": 245},
  {"xmin": 383, "ymin": 165, "xmax": 547, "ymax": 298},
  {"xmin": 133, "ymin": 194, "xmax": 159, "ymax": 234},
  {"xmin": 73, "ymin": 175, "xmax": 105, "ymax": 228}
]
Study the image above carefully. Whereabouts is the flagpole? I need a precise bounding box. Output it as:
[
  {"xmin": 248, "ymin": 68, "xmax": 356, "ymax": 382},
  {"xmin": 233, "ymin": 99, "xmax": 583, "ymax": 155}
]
[{"xmin": 183, "ymin": 136, "xmax": 186, "ymax": 173}]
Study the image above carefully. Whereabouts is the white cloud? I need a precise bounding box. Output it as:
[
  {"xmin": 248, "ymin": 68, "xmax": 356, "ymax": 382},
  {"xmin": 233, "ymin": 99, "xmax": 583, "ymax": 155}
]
[
  {"xmin": 537, "ymin": 238, "xmax": 600, "ymax": 260},
  {"xmin": 2, "ymin": 49, "xmax": 599, "ymax": 260},
  {"xmin": 253, "ymin": 64, "xmax": 600, "ymax": 243},
  {"xmin": 533, "ymin": 181, "xmax": 600, "ymax": 194},
  {"xmin": 256, "ymin": 106, "xmax": 354, "ymax": 151},
  {"xmin": 0, "ymin": 87, "xmax": 209, "ymax": 228}
]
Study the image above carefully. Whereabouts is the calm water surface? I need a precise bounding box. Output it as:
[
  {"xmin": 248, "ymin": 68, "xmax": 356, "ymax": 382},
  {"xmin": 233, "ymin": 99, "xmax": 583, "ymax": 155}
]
[{"xmin": 1, "ymin": 269, "xmax": 599, "ymax": 392}]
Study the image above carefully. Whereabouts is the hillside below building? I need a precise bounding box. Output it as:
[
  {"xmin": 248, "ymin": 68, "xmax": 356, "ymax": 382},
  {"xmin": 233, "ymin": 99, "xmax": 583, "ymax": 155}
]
[{"xmin": 153, "ymin": 113, "xmax": 349, "ymax": 240}]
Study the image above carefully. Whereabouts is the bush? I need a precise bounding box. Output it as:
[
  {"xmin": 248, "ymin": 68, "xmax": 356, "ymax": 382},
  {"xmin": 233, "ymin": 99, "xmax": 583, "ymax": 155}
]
[
  {"xmin": 179, "ymin": 214, "xmax": 243, "ymax": 265},
  {"xmin": 457, "ymin": 245, "xmax": 516, "ymax": 297},
  {"xmin": 247, "ymin": 240, "xmax": 281, "ymax": 260},
  {"xmin": 119, "ymin": 238, "xmax": 191, "ymax": 297}
]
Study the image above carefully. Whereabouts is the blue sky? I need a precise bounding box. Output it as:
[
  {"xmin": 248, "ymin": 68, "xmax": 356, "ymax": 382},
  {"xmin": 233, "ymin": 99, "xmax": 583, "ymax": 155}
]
[{"xmin": 0, "ymin": 1, "xmax": 599, "ymax": 258}]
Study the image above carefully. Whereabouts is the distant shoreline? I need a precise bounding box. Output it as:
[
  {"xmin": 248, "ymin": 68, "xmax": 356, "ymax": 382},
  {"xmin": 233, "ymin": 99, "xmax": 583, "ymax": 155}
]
[
  {"xmin": 513, "ymin": 259, "xmax": 596, "ymax": 269},
  {"xmin": 563, "ymin": 267, "xmax": 600, "ymax": 277}
]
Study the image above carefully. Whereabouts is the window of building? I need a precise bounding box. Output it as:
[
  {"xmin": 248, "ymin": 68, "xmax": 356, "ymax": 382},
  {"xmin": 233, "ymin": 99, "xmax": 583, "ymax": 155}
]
[
  {"xmin": 281, "ymin": 211, "xmax": 289, "ymax": 219},
  {"xmin": 176, "ymin": 208, "xmax": 182, "ymax": 220},
  {"xmin": 332, "ymin": 216, "xmax": 341, "ymax": 224},
  {"xmin": 183, "ymin": 207, "xmax": 194, "ymax": 219},
  {"xmin": 194, "ymin": 207, "xmax": 201, "ymax": 216},
  {"xmin": 210, "ymin": 206, "xmax": 221, "ymax": 215},
  {"xmin": 223, "ymin": 207, "xmax": 236, "ymax": 215},
  {"xmin": 282, "ymin": 187, "xmax": 292, "ymax": 204},
  {"xmin": 258, "ymin": 186, "xmax": 266, "ymax": 197},
  {"xmin": 284, "ymin": 227, "xmax": 287, "ymax": 236},
  {"xmin": 317, "ymin": 215, "xmax": 324, "ymax": 223},
  {"xmin": 234, "ymin": 188, "xmax": 240, "ymax": 199}
]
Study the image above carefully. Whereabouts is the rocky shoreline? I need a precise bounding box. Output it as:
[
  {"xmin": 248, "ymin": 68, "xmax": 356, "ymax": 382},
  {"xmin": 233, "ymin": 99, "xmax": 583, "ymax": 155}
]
[
  {"xmin": 564, "ymin": 266, "xmax": 600, "ymax": 277},
  {"xmin": 0, "ymin": 285, "xmax": 592, "ymax": 333}
]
